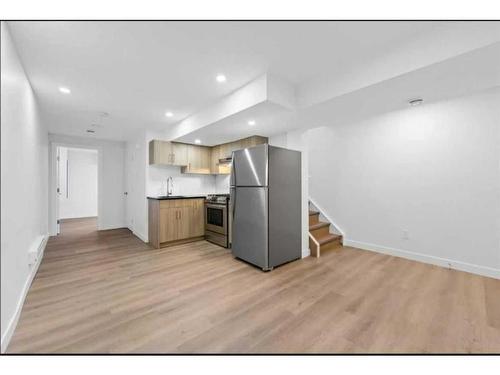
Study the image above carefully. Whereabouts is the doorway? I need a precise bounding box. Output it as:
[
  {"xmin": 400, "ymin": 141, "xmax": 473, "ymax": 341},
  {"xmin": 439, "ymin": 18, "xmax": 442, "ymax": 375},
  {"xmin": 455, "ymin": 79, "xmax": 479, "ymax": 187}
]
[{"xmin": 56, "ymin": 147, "xmax": 98, "ymax": 235}]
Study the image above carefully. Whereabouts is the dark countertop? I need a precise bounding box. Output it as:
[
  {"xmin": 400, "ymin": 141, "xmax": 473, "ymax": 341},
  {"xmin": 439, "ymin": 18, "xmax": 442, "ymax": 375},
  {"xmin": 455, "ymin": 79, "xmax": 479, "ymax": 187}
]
[{"xmin": 147, "ymin": 195, "xmax": 207, "ymax": 200}]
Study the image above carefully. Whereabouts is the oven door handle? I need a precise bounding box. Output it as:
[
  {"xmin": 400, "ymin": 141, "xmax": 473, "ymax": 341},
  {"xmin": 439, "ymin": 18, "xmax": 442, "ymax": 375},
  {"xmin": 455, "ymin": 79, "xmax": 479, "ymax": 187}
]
[{"xmin": 205, "ymin": 203, "xmax": 227, "ymax": 210}]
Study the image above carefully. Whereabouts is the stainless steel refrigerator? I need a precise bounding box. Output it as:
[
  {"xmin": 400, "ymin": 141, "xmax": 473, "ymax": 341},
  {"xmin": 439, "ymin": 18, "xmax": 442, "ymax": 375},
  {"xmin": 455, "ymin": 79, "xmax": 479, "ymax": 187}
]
[{"xmin": 230, "ymin": 144, "xmax": 301, "ymax": 271}]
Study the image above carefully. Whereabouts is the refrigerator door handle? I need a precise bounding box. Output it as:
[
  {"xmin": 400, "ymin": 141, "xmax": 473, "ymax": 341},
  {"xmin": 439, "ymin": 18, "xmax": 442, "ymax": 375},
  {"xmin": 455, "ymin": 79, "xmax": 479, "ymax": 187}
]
[
  {"xmin": 230, "ymin": 153, "xmax": 235, "ymax": 187},
  {"xmin": 230, "ymin": 188, "xmax": 236, "ymax": 218}
]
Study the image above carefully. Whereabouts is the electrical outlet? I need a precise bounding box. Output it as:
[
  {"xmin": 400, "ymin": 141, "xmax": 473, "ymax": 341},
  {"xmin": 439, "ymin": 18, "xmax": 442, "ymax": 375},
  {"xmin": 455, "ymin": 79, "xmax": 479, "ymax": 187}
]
[
  {"xmin": 402, "ymin": 229, "xmax": 409, "ymax": 240},
  {"xmin": 28, "ymin": 250, "xmax": 38, "ymax": 267}
]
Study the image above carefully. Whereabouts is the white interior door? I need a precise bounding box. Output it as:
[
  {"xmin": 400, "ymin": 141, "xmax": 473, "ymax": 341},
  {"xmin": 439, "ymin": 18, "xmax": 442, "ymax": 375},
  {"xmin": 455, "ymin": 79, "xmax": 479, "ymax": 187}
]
[
  {"xmin": 55, "ymin": 147, "xmax": 61, "ymax": 234},
  {"xmin": 125, "ymin": 145, "xmax": 136, "ymax": 232}
]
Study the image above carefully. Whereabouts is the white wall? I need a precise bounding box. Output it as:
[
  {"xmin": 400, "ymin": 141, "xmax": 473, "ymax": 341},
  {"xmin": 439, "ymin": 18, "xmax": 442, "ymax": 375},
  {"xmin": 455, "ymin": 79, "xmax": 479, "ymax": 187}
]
[
  {"xmin": 307, "ymin": 88, "xmax": 500, "ymax": 278},
  {"xmin": 1, "ymin": 22, "xmax": 49, "ymax": 351},
  {"xmin": 215, "ymin": 175, "xmax": 231, "ymax": 194},
  {"xmin": 58, "ymin": 147, "xmax": 98, "ymax": 219},
  {"xmin": 48, "ymin": 134, "xmax": 126, "ymax": 233}
]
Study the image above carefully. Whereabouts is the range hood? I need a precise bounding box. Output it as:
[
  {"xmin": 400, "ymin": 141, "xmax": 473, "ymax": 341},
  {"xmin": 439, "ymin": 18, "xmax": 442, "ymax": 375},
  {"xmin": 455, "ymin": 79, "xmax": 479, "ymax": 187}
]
[{"xmin": 218, "ymin": 157, "xmax": 232, "ymax": 164}]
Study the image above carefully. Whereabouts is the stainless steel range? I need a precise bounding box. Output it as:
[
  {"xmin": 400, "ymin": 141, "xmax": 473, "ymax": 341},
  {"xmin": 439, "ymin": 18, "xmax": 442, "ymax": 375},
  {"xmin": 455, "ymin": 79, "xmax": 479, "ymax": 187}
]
[{"xmin": 205, "ymin": 194, "xmax": 230, "ymax": 248}]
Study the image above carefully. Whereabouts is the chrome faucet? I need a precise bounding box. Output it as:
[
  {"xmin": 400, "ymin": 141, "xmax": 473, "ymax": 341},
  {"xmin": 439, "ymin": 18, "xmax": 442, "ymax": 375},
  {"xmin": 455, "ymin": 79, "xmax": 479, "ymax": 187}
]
[{"xmin": 166, "ymin": 176, "xmax": 173, "ymax": 196}]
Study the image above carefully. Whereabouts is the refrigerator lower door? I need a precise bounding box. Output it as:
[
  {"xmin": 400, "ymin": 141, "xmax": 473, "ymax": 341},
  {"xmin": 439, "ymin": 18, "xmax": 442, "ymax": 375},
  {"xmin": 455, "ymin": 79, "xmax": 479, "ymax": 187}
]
[{"xmin": 231, "ymin": 186, "xmax": 269, "ymax": 270}]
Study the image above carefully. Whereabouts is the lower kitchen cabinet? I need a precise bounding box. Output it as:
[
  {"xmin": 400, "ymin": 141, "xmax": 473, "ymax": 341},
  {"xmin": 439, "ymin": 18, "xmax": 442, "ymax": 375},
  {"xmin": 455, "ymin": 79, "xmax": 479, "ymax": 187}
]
[{"xmin": 148, "ymin": 198, "xmax": 205, "ymax": 248}]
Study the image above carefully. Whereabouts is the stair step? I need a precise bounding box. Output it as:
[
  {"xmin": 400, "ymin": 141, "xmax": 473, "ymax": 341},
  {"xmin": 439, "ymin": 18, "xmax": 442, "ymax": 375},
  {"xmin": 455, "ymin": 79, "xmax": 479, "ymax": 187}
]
[
  {"xmin": 309, "ymin": 210, "xmax": 320, "ymax": 226},
  {"xmin": 309, "ymin": 221, "xmax": 329, "ymax": 230},
  {"xmin": 317, "ymin": 233, "xmax": 342, "ymax": 246}
]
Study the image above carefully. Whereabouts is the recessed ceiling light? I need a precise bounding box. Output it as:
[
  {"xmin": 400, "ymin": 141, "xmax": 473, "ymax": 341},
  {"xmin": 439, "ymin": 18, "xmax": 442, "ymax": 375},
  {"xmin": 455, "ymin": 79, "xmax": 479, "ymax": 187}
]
[
  {"xmin": 194, "ymin": 139, "xmax": 201, "ymax": 144},
  {"xmin": 165, "ymin": 111, "xmax": 173, "ymax": 118},
  {"xmin": 216, "ymin": 74, "xmax": 227, "ymax": 83},
  {"xmin": 59, "ymin": 87, "xmax": 71, "ymax": 94},
  {"xmin": 86, "ymin": 129, "xmax": 95, "ymax": 133},
  {"xmin": 248, "ymin": 120, "xmax": 256, "ymax": 126},
  {"xmin": 409, "ymin": 98, "xmax": 423, "ymax": 106}
]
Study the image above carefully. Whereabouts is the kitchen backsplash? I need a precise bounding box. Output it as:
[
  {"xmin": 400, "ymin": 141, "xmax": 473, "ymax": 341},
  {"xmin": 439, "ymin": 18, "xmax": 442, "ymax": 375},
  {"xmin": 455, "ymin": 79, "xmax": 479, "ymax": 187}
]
[
  {"xmin": 215, "ymin": 174, "xmax": 231, "ymax": 194},
  {"xmin": 147, "ymin": 164, "xmax": 231, "ymax": 196}
]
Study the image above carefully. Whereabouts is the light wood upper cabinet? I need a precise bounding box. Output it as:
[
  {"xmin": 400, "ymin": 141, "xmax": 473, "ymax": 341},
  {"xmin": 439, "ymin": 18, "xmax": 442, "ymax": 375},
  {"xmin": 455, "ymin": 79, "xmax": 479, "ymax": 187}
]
[
  {"xmin": 211, "ymin": 136, "xmax": 268, "ymax": 175},
  {"xmin": 218, "ymin": 136, "xmax": 267, "ymax": 160},
  {"xmin": 210, "ymin": 145, "xmax": 221, "ymax": 174},
  {"xmin": 150, "ymin": 136, "xmax": 268, "ymax": 174},
  {"xmin": 181, "ymin": 144, "xmax": 211, "ymax": 174},
  {"xmin": 171, "ymin": 142, "xmax": 188, "ymax": 166},
  {"xmin": 149, "ymin": 140, "xmax": 172, "ymax": 165},
  {"xmin": 240, "ymin": 136, "xmax": 268, "ymax": 149},
  {"xmin": 218, "ymin": 139, "xmax": 243, "ymax": 159},
  {"xmin": 149, "ymin": 140, "xmax": 188, "ymax": 166}
]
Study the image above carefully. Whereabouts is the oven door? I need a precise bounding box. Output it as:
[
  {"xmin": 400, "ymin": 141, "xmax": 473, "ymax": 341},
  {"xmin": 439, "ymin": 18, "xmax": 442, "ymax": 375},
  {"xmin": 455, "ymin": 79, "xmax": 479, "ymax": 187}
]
[{"xmin": 205, "ymin": 203, "xmax": 227, "ymax": 235}]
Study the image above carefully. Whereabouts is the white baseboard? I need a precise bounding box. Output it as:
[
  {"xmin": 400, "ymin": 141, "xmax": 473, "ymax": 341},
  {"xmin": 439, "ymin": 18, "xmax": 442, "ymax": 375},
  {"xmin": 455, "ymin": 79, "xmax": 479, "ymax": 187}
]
[
  {"xmin": 1, "ymin": 234, "xmax": 48, "ymax": 353},
  {"xmin": 301, "ymin": 247, "xmax": 310, "ymax": 258},
  {"xmin": 344, "ymin": 239, "xmax": 500, "ymax": 280},
  {"xmin": 133, "ymin": 230, "xmax": 148, "ymax": 243},
  {"xmin": 98, "ymin": 222, "xmax": 128, "ymax": 231}
]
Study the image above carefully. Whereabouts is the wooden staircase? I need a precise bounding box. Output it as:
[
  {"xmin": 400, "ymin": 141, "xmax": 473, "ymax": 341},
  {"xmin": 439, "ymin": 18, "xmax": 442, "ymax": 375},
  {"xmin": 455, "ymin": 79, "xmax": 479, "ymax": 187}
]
[{"xmin": 308, "ymin": 210, "xmax": 342, "ymax": 257}]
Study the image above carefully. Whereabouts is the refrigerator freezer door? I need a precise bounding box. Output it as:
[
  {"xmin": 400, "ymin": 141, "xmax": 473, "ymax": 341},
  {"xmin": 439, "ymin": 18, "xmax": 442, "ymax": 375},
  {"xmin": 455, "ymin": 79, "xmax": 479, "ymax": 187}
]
[
  {"xmin": 231, "ymin": 186, "xmax": 269, "ymax": 270},
  {"xmin": 230, "ymin": 144, "xmax": 268, "ymax": 187}
]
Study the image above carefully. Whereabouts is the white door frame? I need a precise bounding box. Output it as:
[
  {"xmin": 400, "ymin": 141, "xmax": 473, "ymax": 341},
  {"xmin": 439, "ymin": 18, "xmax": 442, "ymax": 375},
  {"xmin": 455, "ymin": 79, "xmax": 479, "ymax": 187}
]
[{"xmin": 49, "ymin": 142, "xmax": 101, "ymax": 236}]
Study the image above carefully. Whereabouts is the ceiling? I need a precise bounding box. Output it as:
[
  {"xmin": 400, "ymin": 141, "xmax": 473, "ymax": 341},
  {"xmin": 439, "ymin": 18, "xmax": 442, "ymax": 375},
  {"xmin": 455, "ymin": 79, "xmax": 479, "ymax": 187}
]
[
  {"xmin": 8, "ymin": 20, "xmax": 448, "ymax": 141},
  {"xmin": 173, "ymin": 40, "xmax": 500, "ymax": 146},
  {"xmin": 7, "ymin": 21, "xmax": 500, "ymax": 143}
]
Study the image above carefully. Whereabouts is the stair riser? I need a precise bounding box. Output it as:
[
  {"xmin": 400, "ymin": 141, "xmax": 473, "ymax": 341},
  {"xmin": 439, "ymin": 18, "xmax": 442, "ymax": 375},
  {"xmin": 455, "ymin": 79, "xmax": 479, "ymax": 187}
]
[
  {"xmin": 311, "ymin": 226, "xmax": 330, "ymax": 238},
  {"xmin": 320, "ymin": 239, "xmax": 342, "ymax": 252},
  {"xmin": 309, "ymin": 213, "xmax": 320, "ymax": 226}
]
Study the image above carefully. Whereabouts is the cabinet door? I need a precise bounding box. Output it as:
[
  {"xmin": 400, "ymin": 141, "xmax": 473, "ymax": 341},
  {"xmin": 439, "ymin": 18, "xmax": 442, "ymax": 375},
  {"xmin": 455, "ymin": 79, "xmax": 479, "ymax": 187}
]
[
  {"xmin": 185, "ymin": 145, "xmax": 211, "ymax": 174},
  {"xmin": 189, "ymin": 200, "xmax": 205, "ymax": 237},
  {"xmin": 159, "ymin": 207, "xmax": 178, "ymax": 242},
  {"xmin": 172, "ymin": 143, "xmax": 188, "ymax": 166},
  {"xmin": 240, "ymin": 136, "xmax": 268, "ymax": 149},
  {"xmin": 188, "ymin": 145, "xmax": 202, "ymax": 169},
  {"xmin": 219, "ymin": 142, "xmax": 232, "ymax": 159},
  {"xmin": 149, "ymin": 140, "xmax": 173, "ymax": 165},
  {"xmin": 230, "ymin": 140, "xmax": 243, "ymax": 154},
  {"xmin": 200, "ymin": 147, "xmax": 211, "ymax": 171},
  {"xmin": 210, "ymin": 145, "xmax": 220, "ymax": 174},
  {"xmin": 176, "ymin": 207, "xmax": 192, "ymax": 240}
]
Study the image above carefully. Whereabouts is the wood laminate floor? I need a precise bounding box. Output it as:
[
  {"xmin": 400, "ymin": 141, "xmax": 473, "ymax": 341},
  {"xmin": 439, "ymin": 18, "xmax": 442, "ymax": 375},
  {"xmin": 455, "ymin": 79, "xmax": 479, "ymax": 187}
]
[{"xmin": 8, "ymin": 218, "xmax": 500, "ymax": 353}]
